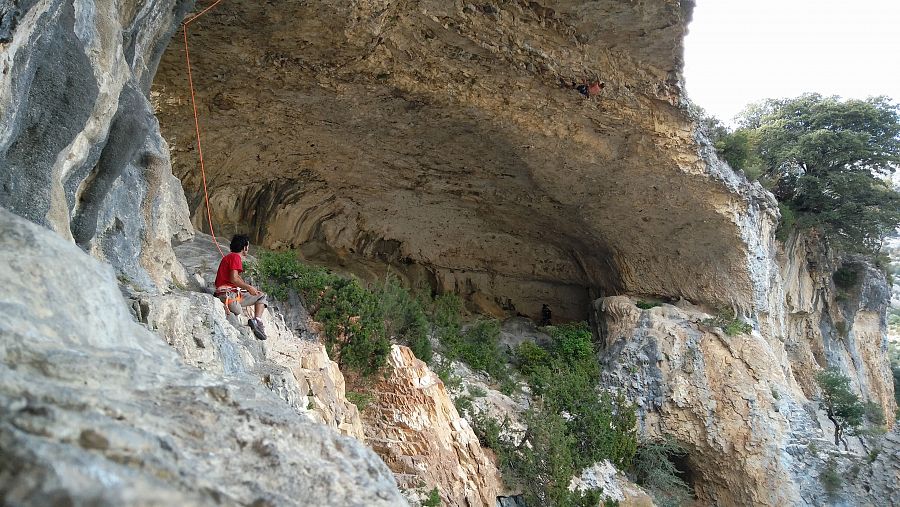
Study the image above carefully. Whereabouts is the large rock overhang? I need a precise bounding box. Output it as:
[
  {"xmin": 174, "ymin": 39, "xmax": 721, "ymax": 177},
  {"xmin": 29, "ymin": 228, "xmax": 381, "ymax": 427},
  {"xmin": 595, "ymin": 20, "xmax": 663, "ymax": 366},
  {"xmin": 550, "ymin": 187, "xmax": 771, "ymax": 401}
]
[{"xmin": 153, "ymin": 0, "xmax": 770, "ymax": 320}]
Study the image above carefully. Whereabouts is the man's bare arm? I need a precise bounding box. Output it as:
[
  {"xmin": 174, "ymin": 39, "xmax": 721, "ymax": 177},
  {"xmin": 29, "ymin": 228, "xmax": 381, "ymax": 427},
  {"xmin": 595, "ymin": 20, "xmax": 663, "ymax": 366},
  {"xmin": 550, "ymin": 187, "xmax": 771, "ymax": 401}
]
[{"xmin": 230, "ymin": 270, "xmax": 260, "ymax": 295}]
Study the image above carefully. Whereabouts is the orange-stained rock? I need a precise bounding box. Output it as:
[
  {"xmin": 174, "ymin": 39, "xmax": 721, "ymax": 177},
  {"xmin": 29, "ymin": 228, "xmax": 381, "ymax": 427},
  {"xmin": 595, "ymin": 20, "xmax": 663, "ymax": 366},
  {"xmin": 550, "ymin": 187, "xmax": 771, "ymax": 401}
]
[{"xmin": 361, "ymin": 345, "xmax": 502, "ymax": 506}]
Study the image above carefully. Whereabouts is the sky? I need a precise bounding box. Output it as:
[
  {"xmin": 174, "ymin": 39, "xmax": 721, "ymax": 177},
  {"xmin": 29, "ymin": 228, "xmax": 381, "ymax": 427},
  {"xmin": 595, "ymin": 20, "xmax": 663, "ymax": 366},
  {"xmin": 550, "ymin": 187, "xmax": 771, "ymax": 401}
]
[{"xmin": 683, "ymin": 0, "xmax": 900, "ymax": 124}]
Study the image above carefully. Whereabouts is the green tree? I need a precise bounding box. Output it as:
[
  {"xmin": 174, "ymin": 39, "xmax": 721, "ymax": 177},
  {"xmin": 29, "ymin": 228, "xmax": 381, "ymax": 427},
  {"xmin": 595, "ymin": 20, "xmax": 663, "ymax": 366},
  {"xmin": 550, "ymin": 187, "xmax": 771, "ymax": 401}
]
[
  {"xmin": 816, "ymin": 367, "xmax": 866, "ymax": 450},
  {"xmin": 715, "ymin": 129, "xmax": 764, "ymax": 179},
  {"xmin": 632, "ymin": 438, "xmax": 693, "ymax": 507},
  {"xmin": 725, "ymin": 94, "xmax": 900, "ymax": 253},
  {"xmin": 373, "ymin": 274, "xmax": 432, "ymax": 362}
]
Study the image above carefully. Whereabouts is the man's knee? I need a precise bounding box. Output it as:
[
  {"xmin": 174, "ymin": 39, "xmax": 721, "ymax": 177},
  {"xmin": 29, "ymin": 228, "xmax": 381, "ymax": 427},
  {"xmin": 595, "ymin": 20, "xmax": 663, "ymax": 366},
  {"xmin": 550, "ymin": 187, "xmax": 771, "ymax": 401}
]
[{"xmin": 242, "ymin": 292, "xmax": 268, "ymax": 307}]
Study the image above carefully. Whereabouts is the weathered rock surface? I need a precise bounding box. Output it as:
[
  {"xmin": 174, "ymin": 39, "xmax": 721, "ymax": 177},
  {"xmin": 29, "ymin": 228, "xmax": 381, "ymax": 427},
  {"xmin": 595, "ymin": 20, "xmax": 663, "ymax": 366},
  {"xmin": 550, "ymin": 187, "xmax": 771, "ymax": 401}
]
[
  {"xmin": 0, "ymin": 207, "xmax": 406, "ymax": 506},
  {"xmin": 570, "ymin": 461, "xmax": 655, "ymax": 507},
  {"xmin": 152, "ymin": 0, "xmax": 776, "ymax": 321},
  {"xmin": 136, "ymin": 232, "xmax": 367, "ymax": 440},
  {"xmin": 597, "ymin": 291, "xmax": 896, "ymax": 507},
  {"xmin": 3, "ymin": 0, "xmax": 896, "ymax": 505},
  {"xmin": 598, "ymin": 295, "xmax": 805, "ymax": 506},
  {"xmin": 1, "ymin": 0, "xmax": 193, "ymax": 292},
  {"xmin": 362, "ymin": 345, "xmax": 503, "ymax": 506},
  {"xmin": 764, "ymin": 232, "xmax": 897, "ymax": 426}
]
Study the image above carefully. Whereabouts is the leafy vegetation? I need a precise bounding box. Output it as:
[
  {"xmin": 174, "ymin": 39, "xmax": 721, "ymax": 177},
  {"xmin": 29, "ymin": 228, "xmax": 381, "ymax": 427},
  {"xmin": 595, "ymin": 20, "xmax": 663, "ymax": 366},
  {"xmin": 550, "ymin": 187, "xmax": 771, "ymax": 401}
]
[
  {"xmin": 422, "ymin": 488, "xmax": 441, "ymax": 507},
  {"xmin": 702, "ymin": 309, "xmax": 752, "ymax": 336},
  {"xmin": 474, "ymin": 323, "xmax": 637, "ymax": 506},
  {"xmin": 253, "ymin": 251, "xmax": 516, "ymax": 384},
  {"xmin": 429, "ymin": 294, "xmax": 511, "ymax": 384},
  {"xmin": 374, "ymin": 275, "xmax": 432, "ymax": 362},
  {"xmin": 346, "ymin": 391, "xmax": 375, "ymax": 411},
  {"xmin": 253, "ymin": 251, "xmax": 389, "ymax": 375},
  {"xmin": 632, "ymin": 438, "xmax": 694, "ymax": 507},
  {"xmin": 711, "ymin": 94, "xmax": 900, "ymax": 254},
  {"xmin": 832, "ymin": 264, "xmax": 860, "ymax": 290},
  {"xmin": 636, "ymin": 300, "xmax": 662, "ymax": 310},
  {"xmin": 815, "ymin": 367, "xmax": 885, "ymax": 449},
  {"xmin": 889, "ymin": 338, "xmax": 900, "ymax": 417},
  {"xmin": 820, "ymin": 458, "xmax": 842, "ymax": 496},
  {"xmin": 252, "ymin": 252, "xmax": 437, "ymax": 375}
]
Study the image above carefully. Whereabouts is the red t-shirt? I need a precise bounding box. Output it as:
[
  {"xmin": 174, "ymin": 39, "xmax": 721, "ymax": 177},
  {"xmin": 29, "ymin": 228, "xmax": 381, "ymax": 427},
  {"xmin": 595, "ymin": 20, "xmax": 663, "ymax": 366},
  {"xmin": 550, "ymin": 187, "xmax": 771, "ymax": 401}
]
[{"xmin": 215, "ymin": 252, "xmax": 243, "ymax": 289}]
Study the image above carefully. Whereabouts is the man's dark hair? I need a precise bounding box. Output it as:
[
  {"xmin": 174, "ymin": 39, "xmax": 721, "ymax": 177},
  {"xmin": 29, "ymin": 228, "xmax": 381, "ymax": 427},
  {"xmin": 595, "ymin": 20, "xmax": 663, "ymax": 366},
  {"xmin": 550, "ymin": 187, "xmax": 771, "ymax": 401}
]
[{"xmin": 230, "ymin": 234, "xmax": 250, "ymax": 253}]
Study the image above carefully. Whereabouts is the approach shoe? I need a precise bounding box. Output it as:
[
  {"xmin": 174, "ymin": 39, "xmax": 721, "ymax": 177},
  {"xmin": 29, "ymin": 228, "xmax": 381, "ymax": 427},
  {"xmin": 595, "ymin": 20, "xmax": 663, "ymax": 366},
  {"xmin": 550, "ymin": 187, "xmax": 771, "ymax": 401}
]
[{"xmin": 248, "ymin": 317, "xmax": 267, "ymax": 340}]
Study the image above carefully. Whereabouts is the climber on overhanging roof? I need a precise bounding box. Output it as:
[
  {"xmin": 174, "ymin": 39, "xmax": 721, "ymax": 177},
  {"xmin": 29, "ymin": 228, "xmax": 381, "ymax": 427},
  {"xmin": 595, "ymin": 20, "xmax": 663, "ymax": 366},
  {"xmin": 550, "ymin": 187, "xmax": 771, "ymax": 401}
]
[
  {"xmin": 587, "ymin": 80, "xmax": 604, "ymax": 97},
  {"xmin": 214, "ymin": 234, "xmax": 268, "ymax": 340},
  {"xmin": 577, "ymin": 79, "xmax": 604, "ymax": 97},
  {"xmin": 560, "ymin": 76, "xmax": 605, "ymax": 98}
]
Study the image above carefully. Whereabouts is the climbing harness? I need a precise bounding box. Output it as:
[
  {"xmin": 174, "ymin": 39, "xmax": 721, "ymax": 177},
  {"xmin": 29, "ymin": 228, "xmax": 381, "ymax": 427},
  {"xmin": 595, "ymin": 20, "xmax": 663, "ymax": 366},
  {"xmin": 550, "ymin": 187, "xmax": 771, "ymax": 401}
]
[{"xmin": 214, "ymin": 286, "xmax": 244, "ymax": 315}]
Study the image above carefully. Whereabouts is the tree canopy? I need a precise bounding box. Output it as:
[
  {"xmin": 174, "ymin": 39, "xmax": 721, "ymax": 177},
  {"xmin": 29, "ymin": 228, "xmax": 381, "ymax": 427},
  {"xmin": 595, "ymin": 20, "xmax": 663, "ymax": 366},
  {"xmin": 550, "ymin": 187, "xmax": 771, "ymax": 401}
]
[{"xmin": 709, "ymin": 94, "xmax": 900, "ymax": 253}]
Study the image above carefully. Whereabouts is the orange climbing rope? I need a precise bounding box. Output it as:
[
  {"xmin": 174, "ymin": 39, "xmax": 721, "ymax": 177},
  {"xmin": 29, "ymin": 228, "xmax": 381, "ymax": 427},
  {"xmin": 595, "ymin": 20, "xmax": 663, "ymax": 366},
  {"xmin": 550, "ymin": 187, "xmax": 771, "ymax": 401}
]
[{"xmin": 183, "ymin": 0, "xmax": 225, "ymax": 257}]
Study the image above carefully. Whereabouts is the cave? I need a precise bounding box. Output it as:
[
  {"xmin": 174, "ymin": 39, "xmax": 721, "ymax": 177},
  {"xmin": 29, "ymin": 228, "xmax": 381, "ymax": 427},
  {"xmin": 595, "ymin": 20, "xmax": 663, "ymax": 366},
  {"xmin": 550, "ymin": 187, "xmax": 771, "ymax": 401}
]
[
  {"xmin": 668, "ymin": 450, "xmax": 697, "ymax": 496},
  {"xmin": 151, "ymin": 0, "xmax": 763, "ymax": 322}
]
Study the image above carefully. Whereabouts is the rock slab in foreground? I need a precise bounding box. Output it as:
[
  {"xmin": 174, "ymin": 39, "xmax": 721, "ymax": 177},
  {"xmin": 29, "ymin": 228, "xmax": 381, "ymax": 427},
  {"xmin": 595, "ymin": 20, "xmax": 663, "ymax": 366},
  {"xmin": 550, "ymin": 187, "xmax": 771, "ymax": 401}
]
[
  {"xmin": 363, "ymin": 345, "xmax": 503, "ymax": 507},
  {"xmin": 0, "ymin": 208, "xmax": 406, "ymax": 506}
]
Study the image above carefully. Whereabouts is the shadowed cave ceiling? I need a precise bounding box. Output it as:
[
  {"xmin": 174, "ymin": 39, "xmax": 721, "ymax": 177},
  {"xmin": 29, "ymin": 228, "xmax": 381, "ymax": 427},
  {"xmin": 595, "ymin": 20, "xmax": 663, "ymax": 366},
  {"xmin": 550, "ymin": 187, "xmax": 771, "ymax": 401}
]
[{"xmin": 152, "ymin": 0, "xmax": 760, "ymax": 320}]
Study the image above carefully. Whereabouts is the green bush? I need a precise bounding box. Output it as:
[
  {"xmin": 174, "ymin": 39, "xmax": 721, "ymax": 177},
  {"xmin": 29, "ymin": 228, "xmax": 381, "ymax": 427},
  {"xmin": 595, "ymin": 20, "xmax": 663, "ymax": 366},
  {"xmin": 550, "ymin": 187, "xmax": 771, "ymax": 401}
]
[
  {"xmin": 636, "ymin": 300, "xmax": 662, "ymax": 310},
  {"xmin": 459, "ymin": 319, "xmax": 508, "ymax": 380},
  {"xmin": 820, "ymin": 458, "xmax": 841, "ymax": 496},
  {"xmin": 431, "ymin": 293, "xmax": 463, "ymax": 342},
  {"xmin": 776, "ymin": 203, "xmax": 797, "ymax": 242},
  {"xmin": 254, "ymin": 251, "xmax": 390, "ymax": 375},
  {"xmin": 473, "ymin": 322, "xmax": 637, "ymax": 505},
  {"xmin": 346, "ymin": 391, "xmax": 375, "ymax": 411},
  {"xmin": 832, "ymin": 265, "xmax": 860, "ymax": 289},
  {"xmin": 432, "ymin": 296, "xmax": 509, "ymax": 383},
  {"xmin": 476, "ymin": 406, "xmax": 605, "ymax": 507},
  {"xmin": 373, "ymin": 274, "xmax": 432, "ymax": 362},
  {"xmin": 702, "ymin": 309, "xmax": 752, "ymax": 336},
  {"xmin": 422, "ymin": 488, "xmax": 441, "ymax": 507},
  {"xmin": 632, "ymin": 438, "xmax": 693, "ymax": 507},
  {"xmin": 468, "ymin": 385, "xmax": 487, "ymax": 398},
  {"xmin": 253, "ymin": 253, "xmax": 450, "ymax": 375},
  {"xmin": 515, "ymin": 341, "xmax": 551, "ymax": 375},
  {"xmin": 890, "ymin": 340, "xmax": 900, "ymax": 411}
]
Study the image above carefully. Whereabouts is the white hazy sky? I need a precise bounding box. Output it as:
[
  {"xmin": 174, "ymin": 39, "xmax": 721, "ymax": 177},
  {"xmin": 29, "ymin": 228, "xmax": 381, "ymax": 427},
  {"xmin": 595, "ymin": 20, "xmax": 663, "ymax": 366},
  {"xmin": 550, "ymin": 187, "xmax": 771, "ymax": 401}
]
[{"xmin": 683, "ymin": 0, "xmax": 900, "ymax": 124}]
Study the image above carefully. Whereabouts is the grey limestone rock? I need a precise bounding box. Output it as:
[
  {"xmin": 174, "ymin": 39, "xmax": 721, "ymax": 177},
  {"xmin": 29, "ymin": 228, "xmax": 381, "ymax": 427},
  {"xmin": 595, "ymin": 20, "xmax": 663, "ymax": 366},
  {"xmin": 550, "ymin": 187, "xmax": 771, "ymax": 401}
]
[
  {"xmin": 0, "ymin": 208, "xmax": 406, "ymax": 506},
  {"xmin": 0, "ymin": 0, "xmax": 194, "ymax": 292}
]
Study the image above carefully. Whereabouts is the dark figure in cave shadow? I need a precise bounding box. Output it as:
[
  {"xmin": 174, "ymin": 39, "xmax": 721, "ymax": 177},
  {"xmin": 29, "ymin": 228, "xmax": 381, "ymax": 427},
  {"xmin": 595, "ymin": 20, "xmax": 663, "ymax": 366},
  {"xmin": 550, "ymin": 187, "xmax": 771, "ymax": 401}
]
[{"xmin": 540, "ymin": 304, "xmax": 552, "ymax": 326}]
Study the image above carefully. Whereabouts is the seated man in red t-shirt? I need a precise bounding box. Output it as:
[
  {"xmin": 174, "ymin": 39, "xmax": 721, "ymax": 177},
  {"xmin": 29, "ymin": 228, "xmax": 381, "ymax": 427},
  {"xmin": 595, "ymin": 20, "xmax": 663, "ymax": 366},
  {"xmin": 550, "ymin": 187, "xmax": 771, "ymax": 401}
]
[{"xmin": 215, "ymin": 234, "xmax": 268, "ymax": 340}]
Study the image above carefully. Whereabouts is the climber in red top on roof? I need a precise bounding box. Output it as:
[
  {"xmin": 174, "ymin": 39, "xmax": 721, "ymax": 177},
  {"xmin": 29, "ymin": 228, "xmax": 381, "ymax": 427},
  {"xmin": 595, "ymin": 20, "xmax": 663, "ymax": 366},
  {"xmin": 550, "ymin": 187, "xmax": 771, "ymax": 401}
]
[
  {"xmin": 215, "ymin": 234, "xmax": 268, "ymax": 340},
  {"xmin": 567, "ymin": 78, "xmax": 604, "ymax": 98}
]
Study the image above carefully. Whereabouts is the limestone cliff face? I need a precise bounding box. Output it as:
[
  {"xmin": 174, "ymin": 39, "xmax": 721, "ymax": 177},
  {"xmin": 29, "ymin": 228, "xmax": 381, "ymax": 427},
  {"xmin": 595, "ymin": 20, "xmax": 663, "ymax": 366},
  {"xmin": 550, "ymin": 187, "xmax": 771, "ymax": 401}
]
[
  {"xmin": 1, "ymin": 0, "xmax": 193, "ymax": 291},
  {"xmin": 0, "ymin": 208, "xmax": 405, "ymax": 506},
  {"xmin": 163, "ymin": 234, "xmax": 506, "ymax": 505},
  {"xmin": 766, "ymin": 232, "xmax": 896, "ymax": 426},
  {"xmin": 3, "ymin": 0, "xmax": 897, "ymax": 505},
  {"xmin": 362, "ymin": 345, "xmax": 503, "ymax": 506},
  {"xmin": 599, "ymin": 296, "xmax": 809, "ymax": 505},
  {"xmin": 151, "ymin": 0, "xmax": 777, "ymax": 321},
  {"xmin": 598, "ymin": 269, "xmax": 896, "ymax": 507},
  {"xmin": 140, "ymin": 233, "xmax": 366, "ymax": 440}
]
